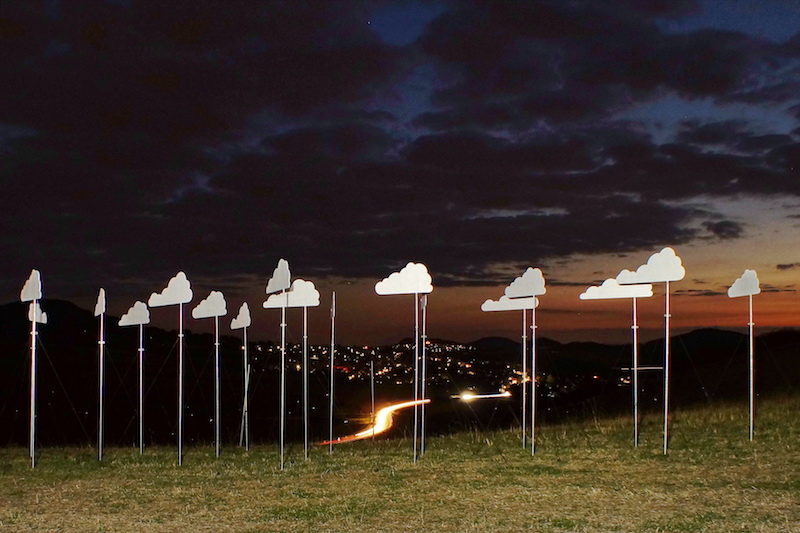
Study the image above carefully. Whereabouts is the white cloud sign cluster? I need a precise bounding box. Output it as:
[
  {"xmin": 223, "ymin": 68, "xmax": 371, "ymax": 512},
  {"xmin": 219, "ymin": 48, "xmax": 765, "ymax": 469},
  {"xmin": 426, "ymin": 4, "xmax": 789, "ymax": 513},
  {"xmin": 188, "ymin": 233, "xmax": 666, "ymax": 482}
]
[
  {"xmin": 119, "ymin": 301, "xmax": 150, "ymax": 327},
  {"xmin": 192, "ymin": 290, "xmax": 228, "ymax": 319},
  {"xmin": 580, "ymin": 278, "xmax": 653, "ymax": 300},
  {"xmin": 504, "ymin": 267, "xmax": 546, "ymax": 298},
  {"xmin": 375, "ymin": 262, "xmax": 433, "ymax": 295},
  {"xmin": 728, "ymin": 269, "xmax": 760, "ymax": 298},
  {"xmin": 94, "ymin": 288, "xmax": 106, "ymax": 317},
  {"xmin": 20, "ymin": 269, "xmax": 42, "ymax": 302},
  {"xmin": 231, "ymin": 302, "xmax": 251, "ymax": 330},
  {"xmin": 28, "ymin": 301, "xmax": 47, "ymax": 324},
  {"xmin": 264, "ymin": 279, "xmax": 320, "ymax": 309},
  {"xmin": 616, "ymin": 247, "xmax": 685, "ymax": 284},
  {"xmin": 481, "ymin": 295, "xmax": 539, "ymax": 312},
  {"xmin": 148, "ymin": 272, "xmax": 193, "ymax": 307}
]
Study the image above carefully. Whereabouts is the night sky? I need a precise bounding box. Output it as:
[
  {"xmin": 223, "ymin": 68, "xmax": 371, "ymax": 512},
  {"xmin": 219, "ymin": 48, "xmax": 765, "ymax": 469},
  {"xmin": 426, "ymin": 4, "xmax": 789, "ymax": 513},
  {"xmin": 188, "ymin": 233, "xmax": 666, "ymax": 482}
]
[{"xmin": 2, "ymin": 1, "xmax": 799, "ymax": 345}]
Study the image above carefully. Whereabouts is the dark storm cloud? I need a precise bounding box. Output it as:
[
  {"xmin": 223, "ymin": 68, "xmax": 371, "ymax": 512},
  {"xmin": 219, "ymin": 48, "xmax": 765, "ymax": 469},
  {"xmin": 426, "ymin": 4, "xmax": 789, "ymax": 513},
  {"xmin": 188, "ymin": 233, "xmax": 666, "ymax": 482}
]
[{"xmin": 0, "ymin": 0, "xmax": 798, "ymax": 300}]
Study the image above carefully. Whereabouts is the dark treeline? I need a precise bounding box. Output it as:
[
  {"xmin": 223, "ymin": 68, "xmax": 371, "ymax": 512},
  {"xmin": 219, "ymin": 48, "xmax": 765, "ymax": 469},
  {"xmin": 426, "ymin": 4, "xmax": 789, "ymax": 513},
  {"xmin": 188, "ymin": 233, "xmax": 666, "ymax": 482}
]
[{"xmin": 1, "ymin": 300, "xmax": 798, "ymax": 448}]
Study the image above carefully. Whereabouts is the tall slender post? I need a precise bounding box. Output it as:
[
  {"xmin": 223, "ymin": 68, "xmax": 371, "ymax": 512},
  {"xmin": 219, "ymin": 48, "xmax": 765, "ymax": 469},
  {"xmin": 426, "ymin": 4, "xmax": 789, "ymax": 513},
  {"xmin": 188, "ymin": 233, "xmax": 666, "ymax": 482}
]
[
  {"xmin": 329, "ymin": 292, "xmax": 335, "ymax": 454},
  {"xmin": 138, "ymin": 324, "xmax": 145, "ymax": 455},
  {"xmin": 521, "ymin": 309, "xmax": 527, "ymax": 448},
  {"xmin": 280, "ymin": 290, "xmax": 287, "ymax": 469},
  {"xmin": 214, "ymin": 315, "xmax": 221, "ymax": 458},
  {"xmin": 420, "ymin": 294, "xmax": 428, "ymax": 455},
  {"xmin": 98, "ymin": 312, "xmax": 105, "ymax": 462},
  {"xmin": 243, "ymin": 327, "xmax": 250, "ymax": 451},
  {"xmin": 748, "ymin": 294, "xmax": 755, "ymax": 441},
  {"xmin": 413, "ymin": 293, "xmax": 419, "ymax": 464},
  {"xmin": 29, "ymin": 301, "xmax": 37, "ymax": 469},
  {"xmin": 531, "ymin": 305, "xmax": 537, "ymax": 456},
  {"xmin": 178, "ymin": 303, "xmax": 184, "ymax": 466},
  {"xmin": 370, "ymin": 359, "xmax": 376, "ymax": 440},
  {"xmin": 663, "ymin": 281, "xmax": 671, "ymax": 456},
  {"xmin": 632, "ymin": 297, "xmax": 639, "ymax": 447},
  {"xmin": 303, "ymin": 306, "xmax": 309, "ymax": 460}
]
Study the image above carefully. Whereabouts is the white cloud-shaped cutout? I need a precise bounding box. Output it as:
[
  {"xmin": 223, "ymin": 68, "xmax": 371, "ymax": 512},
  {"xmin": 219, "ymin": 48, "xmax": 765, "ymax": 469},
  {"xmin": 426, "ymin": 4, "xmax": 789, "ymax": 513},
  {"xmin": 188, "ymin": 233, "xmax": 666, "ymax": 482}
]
[
  {"xmin": 616, "ymin": 247, "xmax": 686, "ymax": 284},
  {"xmin": 266, "ymin": 258, "xmax": 291, "ymax": 294},
  {"xmin": 481, "ymin": 295, "xmax": 538, "ymax": 312},
  {"xmin": 580, "ymin": 279, "xmax": 653, "ymax": 300},
  {"xmin": 192, "ymin": 290, "xmax": 227, "ymax": 319},
  {"xmin": 28, "ymin": 301, "xmax": 47, "ymax": 324},
  {"xmin": 231, "ymin": 302, "xmax": 251, "ymax": 330},
  {"xmin": 264, "ymin": 279, "xmax": 321, "ymax": 309},
  {"xmin": 375, "ymin": 262, "xmax": 433, "ymax": 295},
  {"xmin": 94, "ymin": 288, "xmax": 106, "ymax": 317},
  {"xmin": 504, "ymin": 267, "xmax": 546, "ymax": 298},
  {"xmin": 148, "ymin": 271, "xmax": 193, "ymax": 307},
  {"xmin": 20, "ymin": 269, "xmax": 42, "ymax": 302},
  {"xmin": 119, "ymin": 301, "xmax": 150, "ymax": 327},
  {"xmin": 728, "ymin": 269, "xmax": 760, "ymax": 298}
]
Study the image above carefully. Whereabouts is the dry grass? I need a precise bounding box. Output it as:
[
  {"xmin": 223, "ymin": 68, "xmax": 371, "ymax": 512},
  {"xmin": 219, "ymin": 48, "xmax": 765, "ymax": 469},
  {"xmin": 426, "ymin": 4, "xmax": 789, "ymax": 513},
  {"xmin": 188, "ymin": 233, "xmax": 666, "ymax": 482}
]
[{"xmin": 1, "ymin": 395, "xmax": 799, "ymax": 532}]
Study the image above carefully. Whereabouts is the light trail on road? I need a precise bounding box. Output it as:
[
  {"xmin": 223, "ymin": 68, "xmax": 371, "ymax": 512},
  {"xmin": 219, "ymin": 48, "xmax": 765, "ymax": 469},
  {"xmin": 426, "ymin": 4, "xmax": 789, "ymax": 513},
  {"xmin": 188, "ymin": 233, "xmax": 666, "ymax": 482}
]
[{"xmin": 320, "ymin": 399, "xmax": 430, "ymax": 445}]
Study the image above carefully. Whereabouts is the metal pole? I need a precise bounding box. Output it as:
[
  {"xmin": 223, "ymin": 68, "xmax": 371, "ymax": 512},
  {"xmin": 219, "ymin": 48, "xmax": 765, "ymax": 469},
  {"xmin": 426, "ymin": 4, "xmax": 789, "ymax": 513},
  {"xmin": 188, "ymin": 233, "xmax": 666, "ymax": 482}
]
[
  {"xmin": 663, "ymin": 281, "xmax": 671, "ymax": 456},
  {"xmin": 280, "ymin": 290, "xmax": 287, "ymax": 470},
  {"xmin": 178, "ymin": 303, "xmax": 184, "ymax": 466},
  {"xmin": 29, "ymin": 300, "xmax": 37, "ymax": 468},
  {"xmin": 521, "ymin": 309, "xmax": 527, "ymax": 448},
  {"xmin": 531, "ymin": 305, "xmax": 537, "ymax": 456},
  {"xmin": 98, "ymin": 312, "xmax": 105, "ymax": 462},
  {"xmin": 413, "ymin": 293, "xmax": 419, "ymax": 463},
  {"xmin": 244, "ymin": 327, "xmax": 250, "ymax": 451},
  {"xmin": 632, "ymin": 297, "xmax": 639, "ymax": 447},
  {"xmin": 303, "ymin": 306, "xmax": 309, "ymax": 460},
  {"xmin": 370, "ymin": 359, "xmax": 375, "ymax": 440},
  {"xmin": 215, "ymin": 315, "xmax": 220, "ymax": 458},
  {"xmin": 420, "ymin": 294, "xmax": 427, "ymax": 455},
  {"xmin": 749, "ymin": 294, "xmax": 754, "ymax": 441},
  {"xmin": 139, "ymin": 324, "xmax": 144, "ymax": 455},
  {"xmin": 329, "ymin": 292, "xmax": 335, "ymax": 454}
]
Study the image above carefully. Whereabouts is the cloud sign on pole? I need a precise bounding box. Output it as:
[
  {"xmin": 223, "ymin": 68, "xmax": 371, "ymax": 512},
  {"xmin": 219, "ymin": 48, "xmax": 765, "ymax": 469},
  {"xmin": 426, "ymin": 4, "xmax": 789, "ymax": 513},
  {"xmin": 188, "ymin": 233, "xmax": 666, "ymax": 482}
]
[
  {"xmin": 119, "ymin": 301, "xmax": 150, "ymax": 327},
  {"xmin": 266, "ymin": 258, "xmax": 291, "ymax": 294},
  {"xmin": 580, "ymin": 279, "xmax": 653, "ymax": 300},
  {"xmin": 20, "ymin": 269, "xmax": 42, "ymax": 302},
  {"xmin": 192, "ymin": 290, "xmax": 228, "ymax": 319},
  {"xmin": 481, "ymin": 295, "xmax": 539, "ymax": 311},
  {"xmin": 374, "ymin": 262, "xmax": 433, "ymax": 295},
  {"xmin": 94, "ymin": 288, "xmax": 106, "ymax": 317},
  {"xmin": 616, "ymin": 247, "xmax": 686, "ymax": 284},
  {"xmin": 504, "ymin": 267, "xmax": 546, "ymax": 298},
  {"xmin": 728, "ymin": 270, "xmax": 760, "ymax": 298},
  {"xmin": 148, "ymin": 272, "xmax": 193, "ymax": 307},
  {"xmin": 28, "ymin": 301, "xmax": 47, "ymax": 324},
  {"xmin": 263, "ymin": 279, "xmax": 321, "ymax": 308},
  {"xmin": 231, "ymin": 302, "xmax": 251, "ymax": 330}
]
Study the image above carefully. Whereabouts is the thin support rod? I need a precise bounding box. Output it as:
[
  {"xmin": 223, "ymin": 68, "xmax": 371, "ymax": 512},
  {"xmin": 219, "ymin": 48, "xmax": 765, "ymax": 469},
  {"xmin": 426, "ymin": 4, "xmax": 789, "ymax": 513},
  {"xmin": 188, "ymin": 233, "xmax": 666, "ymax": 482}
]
[
  {"xmin": 413, "ymin": 293, "xmax": 419, "ymax": 464},
  {"xmin": 521, "ymin": 309, "xmax": 527, "ymax": 448},
  {"xmin": 531, "ymin": 305, "xmax": 537, "ymax": 456},
  {"xmin": 420, "ymin": 294, "xmax": 428, "ymax": 455},
  {"xmin": 303, "ymin": 306, "xmax": 309, "ymax": 460},
  {"xmin": 178, "ymin": 303, "xmax": 184, "ymax": 466},
  {"xmin": 280, "ymin": 290, "xmax": 287, "ymax": 470},
  {"xmin": 632, "ymin": 297, "xmax": 640, "ymax": 447},
  {"xmin": 98, "ymin": 312, "xmax": 105, "ymax": 462},
  {"xmin": 244, "ymin": 327, "xmax": 250, "ymax": 451},
  {"xmin": 215, "ymin": 315, "xmax": 221, "ymax": 458},
  {"xmin": 370, "ymin": 359, "xmax": 376, "ymax": 440},
  {"xmin": 749, "ymin": 294, "xmax": 755, "ymax": 441},
  {"xmin": 29, "ymin": 300, "xmax": 38, "ymax": 468},
  {"xmin": 138, "ymin": 324, "xmax": 145, "ymax": 455},
  {"xmin": 329, "ymin": 292, "xmax": 335, "ymax": 454},
  {"xmin": 663, "ymin": 281, "xmax": 671, "ymax": 456}
]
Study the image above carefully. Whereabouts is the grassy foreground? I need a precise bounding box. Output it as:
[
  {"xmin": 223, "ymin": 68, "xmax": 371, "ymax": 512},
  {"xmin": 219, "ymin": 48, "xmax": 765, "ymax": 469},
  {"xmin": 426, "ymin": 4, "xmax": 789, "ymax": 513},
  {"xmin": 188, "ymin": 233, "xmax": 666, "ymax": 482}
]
[{"xmin": 1, "ymin": 396, "xmax": 799, "ymax": 532}]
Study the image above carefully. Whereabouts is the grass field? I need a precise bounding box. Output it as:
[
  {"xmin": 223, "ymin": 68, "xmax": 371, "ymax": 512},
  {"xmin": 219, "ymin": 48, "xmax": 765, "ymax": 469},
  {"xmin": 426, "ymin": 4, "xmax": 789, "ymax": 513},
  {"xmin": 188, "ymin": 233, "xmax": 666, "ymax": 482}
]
[{"xmin": 1, "ymin": 395, "xmax": 799, "ymax": 532}]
